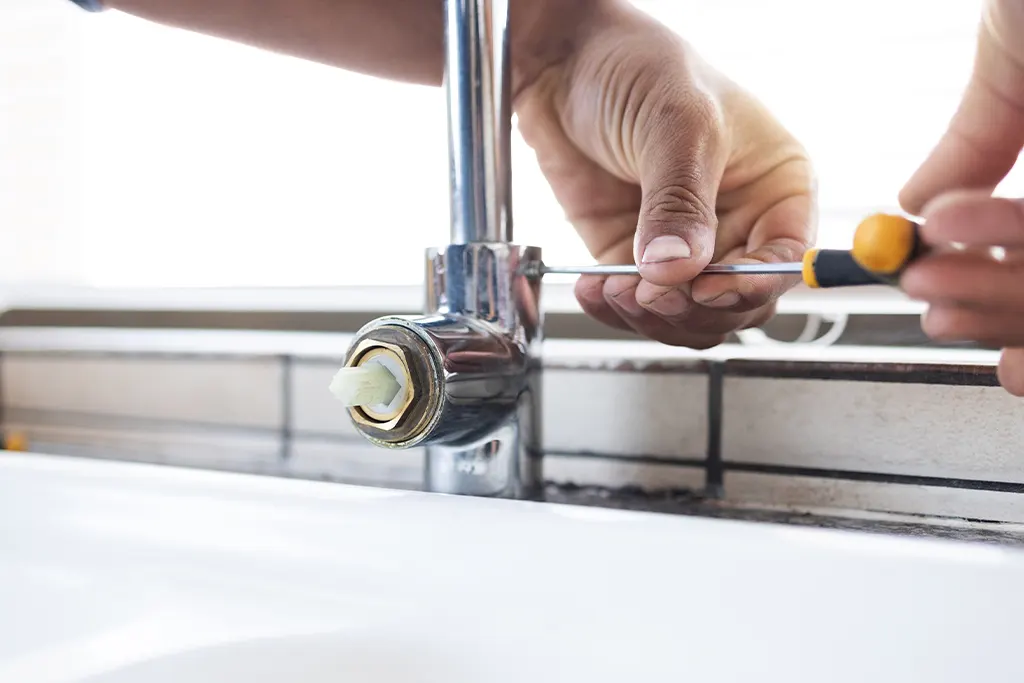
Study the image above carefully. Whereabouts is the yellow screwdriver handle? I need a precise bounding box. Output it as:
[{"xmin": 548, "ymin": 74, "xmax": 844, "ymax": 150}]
[
  {"xmin": 800, "ymin": 213, "xmax": 927, "ymax": 289},
  {"xmin": 850, "ymin": 213, "xmax": 926, "ymax": 283}
]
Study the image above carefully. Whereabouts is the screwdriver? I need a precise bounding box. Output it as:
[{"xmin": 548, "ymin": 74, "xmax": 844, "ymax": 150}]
[{"xmin": 527, "ymin": 213, "xmax": 925, "ymax": 289}]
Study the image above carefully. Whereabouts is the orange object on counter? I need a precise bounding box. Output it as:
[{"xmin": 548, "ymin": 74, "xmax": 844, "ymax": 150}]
[{"xmin": 1, "ymin": 431, "xmax": 27, "ymax": 452}]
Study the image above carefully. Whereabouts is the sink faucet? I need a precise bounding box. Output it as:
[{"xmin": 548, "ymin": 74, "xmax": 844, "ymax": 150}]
[{"xmin": 341, "ymin": 0, "xmax": 543, "ymax": 498}]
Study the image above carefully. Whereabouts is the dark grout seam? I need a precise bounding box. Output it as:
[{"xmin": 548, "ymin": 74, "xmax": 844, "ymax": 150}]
[
  {"xmin": 723, "ymin": 362, "xmax": 999, "ymax": 387},
  {"xmin": 5, "ymin": 349, "xmax": 284, "ymax": 363},
  {"xmin": 724, "ymin": 462, "xmax": 1024, "ymax": 494},
  {"xmin": 543, "ymin": 450, "xmax": 705, "ymax": 468},
  {"xmin": 280, "ymin": 355, "xmax": 294, "ymax": 461},
  {"xmin": 705, "ymin": 361, "xmax": 724, "ymax": 496},
  {"xmin": 0, "ymin": 351, "xmax": 5, "ymax": 447},
  {"xmin": 5, "ymin": 407, "xmax": 283, "ymax": 437},
  {"xmin": 542, "ymin": 361, "xmax": 709, "ymax": 375}
]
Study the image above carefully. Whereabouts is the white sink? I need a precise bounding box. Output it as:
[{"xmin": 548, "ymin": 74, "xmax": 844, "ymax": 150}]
[{"xmin": 2, "ymin": 453, "xmax": 1024, "ymax": 682}]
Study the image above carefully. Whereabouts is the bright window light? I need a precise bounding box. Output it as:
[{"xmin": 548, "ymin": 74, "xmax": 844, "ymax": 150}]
[{"xmin": 2, "ymin": 0, "xmax": 1016, "ymax": 289}]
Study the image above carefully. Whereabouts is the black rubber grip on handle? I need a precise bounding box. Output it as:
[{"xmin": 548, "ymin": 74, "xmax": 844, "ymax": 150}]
[
  {"xmin": 874, "ymin": 224, "xmax": 927, "ymax": 286},
  {"xmin": 811, "ymin": 249, "xmax": 883, "ymax": 288}
]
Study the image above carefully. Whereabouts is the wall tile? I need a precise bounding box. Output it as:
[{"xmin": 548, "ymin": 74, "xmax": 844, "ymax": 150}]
[
  {"xmin": 722, "ymin": 376, "xmax": 1024, "ymax": 483},
  {"xmin": 544, "ymin": 453, "xmax": 705, "ymax": 491},
  {"xmin": 543, "ymin": 369, "xmax": 708, "ymax": 459},
  {"xmin": 293, "ymin": 363, "xmax": 711, "ymax": 459},
  {"xmin": 289, "ymin": 359, "xmax": 360, "ymax": 438},
  {"xmin": 286, "ymin": 438, "xmax": 424, "ymax": 489},
  {"xmin": 4, "ymin": 422, "xmax": 282, "ymax": 474},
  {"xmin": 3, "ymin": 353, "xmax": 283, "ymax": 429},
  {"xmin": 8, "ymin": 342, "xmax": 1024, "ymax": 527},
  {"xmin": 724, "ymin": 472, "xmax": 1024, "ymax": 524}
]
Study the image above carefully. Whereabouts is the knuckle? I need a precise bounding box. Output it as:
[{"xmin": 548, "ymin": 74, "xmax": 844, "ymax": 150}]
[
  {"xmin": 643, "ymin": 181, "xmax": 714, "ymax": 228},
  {"xmin": 651, "ymin": 92, "xmax": 721, "ymax": 138},
  {"xmin": 636, "ymin": 286, "xmax": 693, "ymax": 318},
  {"xmin": 649, "ymin": 99, "xmax": 723, "ymax": 161},
  {"xmin": 602, "ymin": 275, "xmax": 640, "ymax": 300},
  {"xmin": 689, "ymin": 95, "xmax": 724, "ymax": 142},
  {"xmin": 634, "ymin": 84, "xmax": 724, "ymax": 162},
  {"xmin": 574, "ymin": 276, "xmax": 606, "ymax": 305}
]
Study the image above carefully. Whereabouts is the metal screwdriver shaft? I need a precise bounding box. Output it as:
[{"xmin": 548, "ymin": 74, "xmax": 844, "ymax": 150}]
[
  {"xmin": 529, "ymin": 262, "xmax": 805, "ymax": 277},
  {"xmin": 522, "ymin": 214, "xmax": 925, "ymax": 289}
]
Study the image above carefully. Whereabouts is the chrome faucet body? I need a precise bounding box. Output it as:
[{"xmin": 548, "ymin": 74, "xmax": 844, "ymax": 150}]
[{"xmin": 343, "ymin": 0, "xmax": 543, "ymax": 498}]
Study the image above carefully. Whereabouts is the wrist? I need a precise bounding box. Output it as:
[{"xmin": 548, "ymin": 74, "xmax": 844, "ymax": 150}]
[{"xmin": 510, "ymin": 0, "xmax": 621, "ymax": 98}]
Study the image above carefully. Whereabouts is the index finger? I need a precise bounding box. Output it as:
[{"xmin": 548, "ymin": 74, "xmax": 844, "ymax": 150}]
[
  {"xmin": 900, "ymin": 1, "xmax": 1024, "ymax": 214},
  {"xmin": 921, "ymin": 192, "xmax": 1024, "ymax": 247}
]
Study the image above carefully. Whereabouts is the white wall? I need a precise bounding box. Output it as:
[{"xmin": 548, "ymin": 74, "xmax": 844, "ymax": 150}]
[{"xmin": 1, "ymin": 0, "xmax": 85, "ymax": 286}]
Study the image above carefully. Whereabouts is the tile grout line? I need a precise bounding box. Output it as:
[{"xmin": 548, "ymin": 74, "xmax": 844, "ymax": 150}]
[
  {"xmin": 725, "ymin": 462, "xmax": 1024, "ymax": 494},
  {"xmin": 705, "ymin": 361, "xmax": 724, "ymax": 496},
  {"xmin": 280, "ymin": 354, "xmax": 294, "ymax": 462},
  {"xmin": 0, "ymin": 350, "xmax": 5, "ymax": 448},
  {"xmin": 544, "ymin": 450, "xmax": 705, "ymax": 468},
  {"xmin": 4, "ymin": 349, "xmax": 286, "ymax": 363},
  {"xmin": 5, "ymin": 407, "xmax": 284, "ymax": 437},
  {"xmin": 723, "ymin": 366, "xmax": 1000, "ymax": 387},
  {"xmin": 9, "ymin": 349, "xmax": 1019, "ymax": 501}
]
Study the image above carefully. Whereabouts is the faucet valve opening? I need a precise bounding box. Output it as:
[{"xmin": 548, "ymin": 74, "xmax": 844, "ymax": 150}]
[
  {"xmin": 330, "ymin": 354, "xmax": 403, "ymax": 415},
  {"xmin": 332, "ymin": 324, "xmax": 445, "ymax": 449}
]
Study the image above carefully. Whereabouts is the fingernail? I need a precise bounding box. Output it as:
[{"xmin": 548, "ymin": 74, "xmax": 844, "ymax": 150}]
[
  {"xmin": 700, "ymin": 291, "xmax": 741, "ymax": 308},
  {"xmin": 642, "ymin": 236, "xmax": 691, "ymax": 264}
]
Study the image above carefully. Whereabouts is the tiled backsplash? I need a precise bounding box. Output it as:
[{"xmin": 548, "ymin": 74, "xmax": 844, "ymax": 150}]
[
  {"xmin": 719, "ymin": 360, "xmax": 1024, "ymax": 522},
  {"xmin": 2, "ymin": 329, "xmax": 1021, "ymax": 524}
]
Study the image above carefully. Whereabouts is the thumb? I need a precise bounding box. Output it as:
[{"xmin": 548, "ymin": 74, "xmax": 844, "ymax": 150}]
[
  {"xmin": 633, "ymin": 95, "xmax": 726, "ymax": 287},
  {"xmin": 900, "ymin": 0, "xmax": 1024, "ymax": 214}
]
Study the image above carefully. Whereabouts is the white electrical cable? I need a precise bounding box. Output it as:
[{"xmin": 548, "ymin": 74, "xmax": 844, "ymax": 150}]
[
  {"xmin": 736, "ymin": 313, "xmax": 849, "ymax": 347},
  {"xmin": 734, "ymin": 327, "xmax": 774, "ymax": 346},
  {"xmin": 793, "ymin": 315, "xmax": 824, "ymax": 344},
  {"xmin": 809, "ymin": 313, "xmax": 849, "ymax": 346}
]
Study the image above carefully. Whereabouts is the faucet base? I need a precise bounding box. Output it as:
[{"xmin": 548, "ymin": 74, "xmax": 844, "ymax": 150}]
[
  {"xmin": 424, "ymin": 385, "xmax": 541, "ymax": 499},
  {"xmin": 342, "ymin": 241, "xmax": 543, "ymax": 498},
  {"xmin": 422, "ymin": 241, "xmax": 543, "ymax": 497}
]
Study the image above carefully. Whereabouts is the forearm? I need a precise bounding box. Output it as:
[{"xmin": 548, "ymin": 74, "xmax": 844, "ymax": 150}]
[
  {"xmin": 104, "ymin": 0, "xmax": 444, "ymax": 85},
  {"xmin": 103, "ymin": 0, "xmax": 605, "ymax": 91}
]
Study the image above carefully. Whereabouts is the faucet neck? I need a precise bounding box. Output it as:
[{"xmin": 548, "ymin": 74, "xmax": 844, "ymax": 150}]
[{"xmin": 444, "ymin": 0, "xmax": 513, "ymax": 245}]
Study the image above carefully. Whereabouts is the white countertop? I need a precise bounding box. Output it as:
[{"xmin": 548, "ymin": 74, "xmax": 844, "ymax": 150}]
[{"xmin": 2, "ymin": 453, "xmax": 1022, "ymax": 682}]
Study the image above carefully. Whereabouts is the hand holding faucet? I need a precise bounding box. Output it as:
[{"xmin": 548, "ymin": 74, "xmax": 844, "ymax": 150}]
[{"xmin": 515, "ymin": 2, "xmax": 814, "ymax": 350}]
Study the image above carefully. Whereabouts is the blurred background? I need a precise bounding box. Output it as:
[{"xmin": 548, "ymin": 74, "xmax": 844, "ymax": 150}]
[{"xmin": 2, "ymin": 0, "xmax": 1016, "ymax": 289}]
